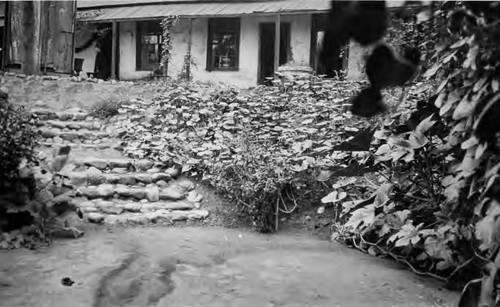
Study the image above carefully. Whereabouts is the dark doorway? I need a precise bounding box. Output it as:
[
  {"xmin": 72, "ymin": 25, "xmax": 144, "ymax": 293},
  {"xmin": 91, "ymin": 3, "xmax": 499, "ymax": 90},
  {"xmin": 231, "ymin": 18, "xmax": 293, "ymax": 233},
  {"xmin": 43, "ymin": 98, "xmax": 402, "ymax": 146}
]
[
  {"xmin": 258, "ymin": 22, "xmax": 290, "ymax": 84},
  {"xmin": 311, "ymin": 14, "xmax": 348, "ymax": 78},
  {"xmin": 94, "ymin": 23, "xmax": 112, "ymax": 80}
]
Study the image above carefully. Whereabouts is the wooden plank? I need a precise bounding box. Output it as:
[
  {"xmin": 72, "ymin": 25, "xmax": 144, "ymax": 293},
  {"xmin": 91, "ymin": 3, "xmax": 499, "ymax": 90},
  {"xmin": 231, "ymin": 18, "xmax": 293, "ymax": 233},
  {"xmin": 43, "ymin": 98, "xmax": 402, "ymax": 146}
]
[
  {"xmin": 273, "ymin": 12, "xmax": 280, "ymax": 73},
  {"xmin": 111, "ymin": 21, "xmax": 117, "ymax": 79},
  {"xmin": 21, "ymin": 0, "xmax": 40, "ymax": 75}
]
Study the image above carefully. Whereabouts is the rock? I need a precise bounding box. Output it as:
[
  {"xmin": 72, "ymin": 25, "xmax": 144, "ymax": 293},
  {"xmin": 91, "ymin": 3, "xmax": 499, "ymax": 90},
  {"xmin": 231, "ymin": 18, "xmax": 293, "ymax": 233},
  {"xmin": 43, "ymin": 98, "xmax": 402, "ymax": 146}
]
[
  {"xmin": 162, "ymin": 201, "xmax": 194, "ymax": 211},
  {"xmin": 176, "ymin": 180, "xmax": 196, "ymax": 191},
  {"xmin": 165, "ymin": 166, "xmax": 181, "ymax": 178},
  {"xmin": 81, "ymin": 187, "xmax": 100, "ymax": 199},
  {"xmin": 159, "ymin": 187, "xmax": 185, "ymax": 201},
  {"xmin": 156, "ymin": 180, "xmax": 168, "ymax": 187},
  {"xmin": 53, "ymin": 136, "xmax": 64, "ymax": 144},
  {"xmin": 39, "ymin": 128, "xmax": 58, "ymax": 138},
  {"xmin": 82, "ymin": 131, "xmax": 96, "ymax": 140},
  {"xmin": 116, "ymin": 187, "xmax": 145, "ymax": 200},
  {"xmin": 67, "ymin": 122, "xmax": 81, "ymax": 130},
  {"xmin": 87, "ymin": 212, "xmax": 105, "ymax": 224},
  {"xmin": 97, "ymin": 184, "xmax": 115, "ymax": 198},
  {"xmin": 85, "ymin": 159, "xmax": 108, "ymax": 170},
  {"xmin": 67, "ymin": 172, "xmax": 88, "ymax": 186},
  {"xmin": 104, "ymin": 174, "xmax": 121, "ymax": 184},
  {"xmin": 130, "ymin": 188, "xmax": 146, "ymax": 200},
  {"xmin": 145, "ymin": 186, "xmax": 160, "ymax": 202},
  {"xmin": 119, "ymin": 203, "xmax": 142, "ymax": 213},
  {"xmin": 55, "ymin": 111, "xmax": 73, "ymax": 121},
  {"xmin": 135, "ymin": 160, "xmax": 154, "ymax": 171},
  {"xmin": 108, "ymin": 159, "xmax": 131, "ymax": 168},
  {"xmin": 119, "ymin": 174, "xmax": 136, "ymax": 185},
  {"xmin": 146, "ymin": 167, "xmax": 163, "ymax": 174},
  {"xmin": 187, "ymin": 209, "xmax": 209, "ymax": 220},
  {"xmin": 60, "ymin": 131, "xmax": 80, "ymax": 141},
  {"xmin": 74, "ymin": 113, "xmax": 87, "ymax": 121},
  {"xmin": 111, "ymin": 167, "xmax": 128, "ymax": 174},
  {"xmin": 152, "ymin": 173, "xmax": 171, "ymax": 182},
  {"xmin": 135, "ymin": 174, "xmax": 153, "ymax": 184},
  {"xmin": 48, "ymin": 121, "xmax": 67, "ymax": 129},
  {"xmin": 187, "ymin": 191, "xmax": 203, "ymax": 203},
  {"xmin": 95, "ymin": 201, "xmax": 124, "ymax": 215},
  {"xmin": 87, "ymin": 167, "xmax": 106, "ymax": 185}
]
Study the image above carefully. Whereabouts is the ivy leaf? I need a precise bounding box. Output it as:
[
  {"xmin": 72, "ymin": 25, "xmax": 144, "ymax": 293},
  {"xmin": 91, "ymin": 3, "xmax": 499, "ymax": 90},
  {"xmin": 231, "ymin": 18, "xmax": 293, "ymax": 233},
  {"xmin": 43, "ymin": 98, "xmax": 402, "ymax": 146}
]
[
  {"xmin": 321, "ymin": 191, "xmax": 347, "ymax": 204},
  {"xmin": 415, "ymin": 115, "xmax": 436, "ymax": 135},
  {"xmin": 388, "ymin": 221, "xmax": 422, "ymax": 247},
  {"xmin": 452, "ymin": 94, "xmax": 479, "ymax": 120},
  {"xmin": 345, "ymin": 204, "xmax": 376, "ymax": 229}
]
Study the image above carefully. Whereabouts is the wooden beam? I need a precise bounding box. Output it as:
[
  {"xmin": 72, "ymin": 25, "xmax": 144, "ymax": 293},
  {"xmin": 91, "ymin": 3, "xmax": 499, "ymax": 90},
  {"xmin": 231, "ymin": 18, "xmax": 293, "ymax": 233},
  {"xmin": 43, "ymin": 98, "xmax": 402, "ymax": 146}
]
[
  {"xmin": 111, "ymin": 21, "xmax": 117, "ymax": 79},
  {"xmin": 274, "ymin": 11, "xmax": 281, "ymax": 73}
]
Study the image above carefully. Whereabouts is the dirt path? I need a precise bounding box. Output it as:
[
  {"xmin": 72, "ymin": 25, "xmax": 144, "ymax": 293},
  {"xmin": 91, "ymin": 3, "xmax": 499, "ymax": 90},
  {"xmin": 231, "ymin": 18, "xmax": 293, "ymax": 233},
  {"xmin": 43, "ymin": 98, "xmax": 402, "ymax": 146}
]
[{"xmin": 0, "ymin": 227, "xmax": 458, "ymax": 307}]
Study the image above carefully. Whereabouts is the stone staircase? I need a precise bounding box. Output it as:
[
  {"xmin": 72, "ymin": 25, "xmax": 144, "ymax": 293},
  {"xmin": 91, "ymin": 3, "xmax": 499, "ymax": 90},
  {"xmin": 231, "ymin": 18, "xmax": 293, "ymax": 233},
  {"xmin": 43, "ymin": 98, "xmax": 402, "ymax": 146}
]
[{"xmin": 31, "ymin": 106, "xmax": 209, "ymax": 226}]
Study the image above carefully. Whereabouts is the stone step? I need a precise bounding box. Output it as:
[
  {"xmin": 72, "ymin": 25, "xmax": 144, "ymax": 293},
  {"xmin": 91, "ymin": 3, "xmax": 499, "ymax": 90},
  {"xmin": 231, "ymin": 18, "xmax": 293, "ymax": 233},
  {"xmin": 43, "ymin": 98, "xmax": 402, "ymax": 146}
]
[
  {"xmin": 36, "ymin": 119, "xmax": 103, "ymax": 131},
  {"xmin": 72, "ymin": 158, "xmax": 174, "ymax": 172},
  {"xmin": 78, "ymin": 197, "xmax": 201, "ymax": 215},
  {"xmin": 76, "ymin": 181, "xmax": 196, "ymax": 202},
  {"xmin": 64, "ymin": 170, "xmax": 173, "ymax": 187},
  {"xmin": 38, "ymin": 141, "xmax": 124, "ymax": 151},
  {"xmin": 31, "ymin": 108, "xmax": 88, "ymax": 121},
  {"xmin": 85, "ymin": 209, "xmax": 209, "ymax": 225},
  {"xmin": 38, "ymin": 127, "xmax": 112, "ymax": 142}
]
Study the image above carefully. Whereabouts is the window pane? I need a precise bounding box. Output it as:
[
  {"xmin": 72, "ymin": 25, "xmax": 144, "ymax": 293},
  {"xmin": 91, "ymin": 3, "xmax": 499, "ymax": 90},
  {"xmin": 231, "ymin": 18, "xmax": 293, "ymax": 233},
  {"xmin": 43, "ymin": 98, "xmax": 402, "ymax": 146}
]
[
  {"xmin": 137, "ymin": 22, "xmax": 162, "ymax": 71},
  {"xmin": 208, "ymin": 18, "xmax": 240, "ymax": 70}
]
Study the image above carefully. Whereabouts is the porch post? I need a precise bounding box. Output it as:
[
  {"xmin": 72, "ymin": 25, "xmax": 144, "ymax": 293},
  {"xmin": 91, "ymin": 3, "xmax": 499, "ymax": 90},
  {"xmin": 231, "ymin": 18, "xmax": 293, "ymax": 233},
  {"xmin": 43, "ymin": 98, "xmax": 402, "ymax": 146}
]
[
  {"xmin": 111, "ymin": 21, "xmax": 117, "ymax": 79},
  {"xmin": 274, "ymin": 11, "xmax": 281, "ymax": 73},
  {"xmin": 186, "ymin": 18, "xmax": 193, "ymax": 81}
]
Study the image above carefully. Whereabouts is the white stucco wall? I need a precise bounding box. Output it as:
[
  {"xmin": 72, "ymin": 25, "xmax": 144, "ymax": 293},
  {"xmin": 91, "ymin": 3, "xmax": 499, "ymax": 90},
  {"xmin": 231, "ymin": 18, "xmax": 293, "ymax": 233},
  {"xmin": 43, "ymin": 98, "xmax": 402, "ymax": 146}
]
[
  {"xmin": 346, "ymin": 40, "xmax": 369, "ymax": 81},
  {"xmin": 116, "ymin": 15, "xmax": 312, "ymax": 87},
  {"xmin": 119, "ymin": 21, "xmax": 152, "ymax": 80}
]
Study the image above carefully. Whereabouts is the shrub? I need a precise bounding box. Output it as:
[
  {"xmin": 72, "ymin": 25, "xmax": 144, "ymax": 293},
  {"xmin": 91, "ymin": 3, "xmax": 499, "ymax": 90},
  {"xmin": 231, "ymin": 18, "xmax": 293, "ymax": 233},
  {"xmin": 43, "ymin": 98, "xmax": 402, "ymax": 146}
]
[
  {"xmin": 116, "ymin": 78, "xmax": 381, "ymax": 232},
  {"xmin": 0, "ymin": 90, "xmax": 38, "ymax": 186},
  {"xmin": 89, "ymin": 97, "xmax": 124, "ymax": 119},
  {"xmin": 0, "ymin": 92, "xmax": 83, "ymax": 249}
]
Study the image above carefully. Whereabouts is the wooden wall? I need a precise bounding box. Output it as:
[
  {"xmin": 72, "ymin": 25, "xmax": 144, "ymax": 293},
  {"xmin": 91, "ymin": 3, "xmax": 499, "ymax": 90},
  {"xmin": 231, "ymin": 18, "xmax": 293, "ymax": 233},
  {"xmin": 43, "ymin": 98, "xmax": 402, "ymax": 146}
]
[{"xmin": 6, "ymin": 1, "xmax": 76, "ymax": 74}]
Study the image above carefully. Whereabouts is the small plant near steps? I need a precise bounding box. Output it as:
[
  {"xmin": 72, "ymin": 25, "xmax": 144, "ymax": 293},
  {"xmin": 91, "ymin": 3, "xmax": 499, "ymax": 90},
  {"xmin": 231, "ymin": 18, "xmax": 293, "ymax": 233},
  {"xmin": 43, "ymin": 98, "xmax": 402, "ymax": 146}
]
[{"xmin": 30, "ymin": 102, "xmax": 209, "ymax": 227}]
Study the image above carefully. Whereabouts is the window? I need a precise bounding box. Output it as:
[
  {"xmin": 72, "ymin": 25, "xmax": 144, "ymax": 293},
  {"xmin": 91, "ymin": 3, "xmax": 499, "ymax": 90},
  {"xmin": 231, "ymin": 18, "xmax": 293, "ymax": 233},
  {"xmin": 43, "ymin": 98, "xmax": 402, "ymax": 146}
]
[
  {"xmin": 207, "ymin": 18, "xmax": 240, "ymax": 71},
  {"xmin": 136, "ymin": 21, "xmax": 162, "ymax": 71}
]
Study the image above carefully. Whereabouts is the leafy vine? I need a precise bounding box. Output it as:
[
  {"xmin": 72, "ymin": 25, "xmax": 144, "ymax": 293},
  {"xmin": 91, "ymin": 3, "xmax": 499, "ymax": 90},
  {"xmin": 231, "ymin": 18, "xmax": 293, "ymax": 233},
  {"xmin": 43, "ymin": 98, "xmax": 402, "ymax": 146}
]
[{"xmin": 160, "ymin": 15, "xmax": 180, "ymax": 74}]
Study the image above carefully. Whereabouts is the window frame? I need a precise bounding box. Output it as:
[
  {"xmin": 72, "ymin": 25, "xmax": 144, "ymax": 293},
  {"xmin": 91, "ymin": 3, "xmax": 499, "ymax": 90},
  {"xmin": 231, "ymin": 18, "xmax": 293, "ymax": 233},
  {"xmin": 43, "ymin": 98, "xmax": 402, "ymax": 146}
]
[
  {"xmin": 206, "ymin": 18, "xmax": 241, "ymax": 72},
  {"xmin": 136, "ymin": 21, "xmax": 162, "ymax": 71}
]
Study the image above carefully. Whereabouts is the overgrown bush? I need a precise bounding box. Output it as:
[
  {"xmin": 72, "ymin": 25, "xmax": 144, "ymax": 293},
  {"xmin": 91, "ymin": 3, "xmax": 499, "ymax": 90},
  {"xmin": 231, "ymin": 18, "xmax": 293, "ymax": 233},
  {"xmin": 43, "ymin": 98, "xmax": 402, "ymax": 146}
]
[
  {"xmin": 89, "ymin": 97, "xmax": 124, "ymax": 119},
  {"xmin": 0, "ymin": 91, "xmax": 38, "ymax": 185},
  {"xmin": 0, "ymin": 92, "xmax": 83, "ymax": 249},
  {"xmin": 330, "ymin": 1, "xmax": 500, "ymax": 287},
  {"xmin": 116, "ymin": 77, "xmax": 382, "ymax": 232}
]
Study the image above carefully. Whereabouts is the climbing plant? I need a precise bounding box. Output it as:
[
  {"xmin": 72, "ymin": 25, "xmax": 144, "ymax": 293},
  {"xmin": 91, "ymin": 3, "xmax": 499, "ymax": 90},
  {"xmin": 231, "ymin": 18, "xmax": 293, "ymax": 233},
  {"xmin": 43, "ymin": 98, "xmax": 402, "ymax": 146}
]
[{"xmin": 160, "ymin": 15, "xmax": 180, "ymax": 75}]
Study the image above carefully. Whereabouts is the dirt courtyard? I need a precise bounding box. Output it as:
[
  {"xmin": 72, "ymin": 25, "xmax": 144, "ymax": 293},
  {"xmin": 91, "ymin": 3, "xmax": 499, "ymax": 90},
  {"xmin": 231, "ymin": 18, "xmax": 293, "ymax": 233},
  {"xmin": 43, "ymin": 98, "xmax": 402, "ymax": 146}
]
[{"xmin": 0, "ymin": 227, "xmax": 458, "ymax": 307}]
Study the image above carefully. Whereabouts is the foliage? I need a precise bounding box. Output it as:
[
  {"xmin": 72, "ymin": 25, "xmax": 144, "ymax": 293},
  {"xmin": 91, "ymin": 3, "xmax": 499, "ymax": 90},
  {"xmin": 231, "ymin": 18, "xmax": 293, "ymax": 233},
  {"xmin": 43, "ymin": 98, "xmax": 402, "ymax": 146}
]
[
  {"xmin": 0, "ymin": 93, "xmax": 38, "ymax": 186},
  {"xmin": 89, "ymin": 97, "xmax": 124, "ymax": 119},
  {"xmin": 0, "ymin": 93, "xmax": 83, "ymax": 248},
  {"xmin": 116, "ymin": 77, "xmax": 378, "ymax": 232},
  {"xmin": 160, "ymin": 15, "xmax": 180, "ymax": 72},
  {"xmin": 331, "ymin": 1, "xmax": 500, "ymax": 285}
]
